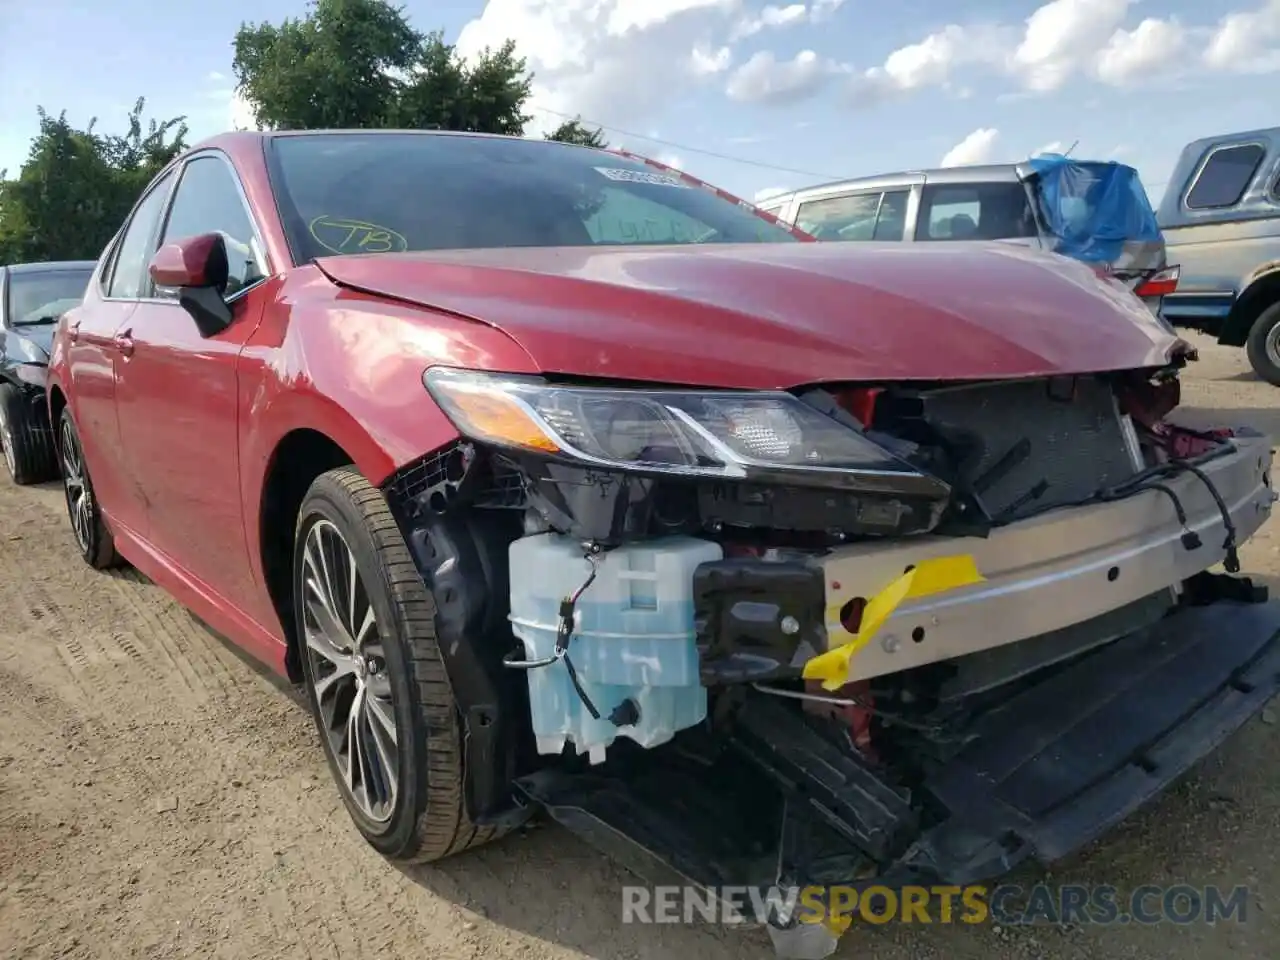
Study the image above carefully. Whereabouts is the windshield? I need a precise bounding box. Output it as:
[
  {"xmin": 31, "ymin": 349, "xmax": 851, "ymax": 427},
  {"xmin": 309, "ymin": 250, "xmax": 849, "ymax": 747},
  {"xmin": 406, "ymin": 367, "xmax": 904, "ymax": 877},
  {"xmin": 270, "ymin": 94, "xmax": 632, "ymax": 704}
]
[
  {"xmin": 6, "ymin": 268, "xmax": 92, "ymax": 325},
  {"xmin": 268, "ymin": 133, "xmax": 799, "ymax": 261}
]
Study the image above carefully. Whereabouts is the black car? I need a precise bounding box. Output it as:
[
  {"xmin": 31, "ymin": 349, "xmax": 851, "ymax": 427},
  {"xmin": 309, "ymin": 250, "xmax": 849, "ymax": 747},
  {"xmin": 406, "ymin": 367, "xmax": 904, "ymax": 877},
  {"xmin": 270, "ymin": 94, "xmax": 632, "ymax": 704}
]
[{"xmin": 0, "ymin": 260, "xmax": 96, "ymax": 484}]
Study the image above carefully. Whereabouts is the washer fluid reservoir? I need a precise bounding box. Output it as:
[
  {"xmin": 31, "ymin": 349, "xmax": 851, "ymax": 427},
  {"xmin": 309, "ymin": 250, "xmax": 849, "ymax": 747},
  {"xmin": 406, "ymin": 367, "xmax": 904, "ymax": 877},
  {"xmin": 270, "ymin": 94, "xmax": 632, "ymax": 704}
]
[{"xmin": 508, "ymin": 532, "xmax": 722, "ymax": 764}]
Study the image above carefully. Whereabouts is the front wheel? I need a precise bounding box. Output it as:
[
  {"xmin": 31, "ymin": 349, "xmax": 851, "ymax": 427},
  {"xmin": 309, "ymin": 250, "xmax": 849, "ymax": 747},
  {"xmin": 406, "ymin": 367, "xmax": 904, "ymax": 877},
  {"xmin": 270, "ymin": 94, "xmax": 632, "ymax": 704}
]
[
  {"xmin": 293, "ymin": 467, "xmax": 503, "ymax": 862},
  {"xmin": 1244, "ymin": 302, "xmax": 1280, "ymax": 387},
  {"xmin": 56, "ymin": 407, "xmax": 122, "ymax": 569},
  {"xmin": 0, "ymin": 383, "xmax": 58, "ymax": 485}
]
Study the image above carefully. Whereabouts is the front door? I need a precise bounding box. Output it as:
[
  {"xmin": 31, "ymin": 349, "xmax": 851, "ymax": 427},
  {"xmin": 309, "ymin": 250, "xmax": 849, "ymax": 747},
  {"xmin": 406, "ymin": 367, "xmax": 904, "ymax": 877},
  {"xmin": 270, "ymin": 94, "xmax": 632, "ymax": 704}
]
[
  {"xmin": 68, "ymin": 172, "xmax": 177, "ymax": 539},
  {"xmin": 112, "ymin": 152, "xmax": 272, "ymax": 603}
]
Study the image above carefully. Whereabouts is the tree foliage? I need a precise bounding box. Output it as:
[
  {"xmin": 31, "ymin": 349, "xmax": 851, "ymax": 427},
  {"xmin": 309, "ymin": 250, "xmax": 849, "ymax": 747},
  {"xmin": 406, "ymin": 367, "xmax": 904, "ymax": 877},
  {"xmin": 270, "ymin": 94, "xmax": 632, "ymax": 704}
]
[
  {"xmin": 544, "ymin": 118, "xmax": 608, "ymax": 148},
  {"xmin": 0, "ymin": 98, "xmax": 187, "ymax": 264},
  {"xmin": 0, "ymin": 0, "xmax": 608, "ymax": 263},
  {"xmin": 233, "ymin": 0, "xmax": 532, "ymax": 135}
]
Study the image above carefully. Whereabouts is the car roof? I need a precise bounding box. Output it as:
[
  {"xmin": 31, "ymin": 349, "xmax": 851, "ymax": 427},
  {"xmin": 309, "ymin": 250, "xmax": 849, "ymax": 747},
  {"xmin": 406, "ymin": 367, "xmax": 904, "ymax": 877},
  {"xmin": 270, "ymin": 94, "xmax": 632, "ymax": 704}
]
[
  {"xmin": 763, "ymin": 163, "xmax": 1033, "ymax": 207},
  {"xmin": 188, "ymin": 127, "xmax": 605, "ymax": 153},
  {"xmin": 1, "ymin": 260, "xmax": 97, "ymax": 274}
]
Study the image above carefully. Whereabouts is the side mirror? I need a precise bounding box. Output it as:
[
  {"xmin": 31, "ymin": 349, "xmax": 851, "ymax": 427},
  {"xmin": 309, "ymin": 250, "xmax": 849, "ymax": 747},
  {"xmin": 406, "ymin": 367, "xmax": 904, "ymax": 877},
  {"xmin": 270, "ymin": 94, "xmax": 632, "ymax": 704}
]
[{"xmin": 148, "ymin": 232, "xmax": 233, "ymax": 338}]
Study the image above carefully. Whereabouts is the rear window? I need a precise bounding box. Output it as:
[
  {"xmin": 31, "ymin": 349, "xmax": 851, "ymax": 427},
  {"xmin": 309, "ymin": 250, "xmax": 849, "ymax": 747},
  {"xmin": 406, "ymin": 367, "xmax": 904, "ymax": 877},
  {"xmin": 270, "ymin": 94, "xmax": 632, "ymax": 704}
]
[
  {"xmin": 915, "ymin": 182, "xmax": 1036, "ymax": 241},
  {"xmin": 1185, "ymin": 143, "xmax": 1266, "ymax": 210},
  {"xmin": 267, "ymin": 133, "xmax": 799, "ymax": 261}
]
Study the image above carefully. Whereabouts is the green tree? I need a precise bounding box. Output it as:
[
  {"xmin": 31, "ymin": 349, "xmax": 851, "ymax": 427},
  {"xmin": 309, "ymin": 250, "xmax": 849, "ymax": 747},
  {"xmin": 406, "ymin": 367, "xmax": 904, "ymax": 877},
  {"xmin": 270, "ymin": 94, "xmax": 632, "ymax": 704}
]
[
  {"xmin": 232, "ymin": 0, "xmax": 531, "ymax": 134},
  {"xmin": 0, "ymin": 98, "xmax": 186, "ymax": 264},
  {"xmin": 544, "ymin": 117, "xmax": 608, "ymax": 148}
]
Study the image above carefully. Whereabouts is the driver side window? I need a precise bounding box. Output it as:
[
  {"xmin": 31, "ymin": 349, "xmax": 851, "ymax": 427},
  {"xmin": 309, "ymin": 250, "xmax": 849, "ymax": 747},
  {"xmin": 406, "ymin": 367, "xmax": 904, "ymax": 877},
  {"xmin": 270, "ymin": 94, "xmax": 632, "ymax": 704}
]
[
  {"xmin": 106, "ymin": 172, "xmax": 175, "ymax": 300},
  {"xmin": 155, "ymin": 155, "xmax": 266, "ymax": 299}
]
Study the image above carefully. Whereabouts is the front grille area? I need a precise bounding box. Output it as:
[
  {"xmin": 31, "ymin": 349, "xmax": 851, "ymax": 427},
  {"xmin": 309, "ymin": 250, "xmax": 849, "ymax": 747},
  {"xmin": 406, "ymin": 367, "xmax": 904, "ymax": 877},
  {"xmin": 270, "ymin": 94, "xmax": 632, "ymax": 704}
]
[{"xmin": 913, "ymin": 376, "xmax": 1139, "ymax": 522}]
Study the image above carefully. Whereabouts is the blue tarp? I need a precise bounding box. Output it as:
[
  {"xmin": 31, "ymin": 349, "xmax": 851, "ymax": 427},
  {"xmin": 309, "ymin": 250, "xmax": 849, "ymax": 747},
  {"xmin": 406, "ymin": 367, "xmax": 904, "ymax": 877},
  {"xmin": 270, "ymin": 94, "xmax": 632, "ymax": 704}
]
[{"xmin": 1026, "ymin": 154, "xmax": 1162, "ymax": 264}]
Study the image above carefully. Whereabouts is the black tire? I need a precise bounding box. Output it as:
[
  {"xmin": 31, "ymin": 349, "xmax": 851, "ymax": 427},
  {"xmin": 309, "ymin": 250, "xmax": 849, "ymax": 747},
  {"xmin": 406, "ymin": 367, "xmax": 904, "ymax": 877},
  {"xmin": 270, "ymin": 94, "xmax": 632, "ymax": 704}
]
[
  {"xmin": 0, "ymin": 382, "xmax": 58, "ymax": 485},
  {"xmin": 1245, "ymin": 302, "xmax": 1280, "ymax": 387},
  {"xmin": 293, "ymin": 467, "xmax": 503, "ymax": 862},
  {"xmin": 56, "ymin": 406, "xmax": 122, "ymax": 569}
]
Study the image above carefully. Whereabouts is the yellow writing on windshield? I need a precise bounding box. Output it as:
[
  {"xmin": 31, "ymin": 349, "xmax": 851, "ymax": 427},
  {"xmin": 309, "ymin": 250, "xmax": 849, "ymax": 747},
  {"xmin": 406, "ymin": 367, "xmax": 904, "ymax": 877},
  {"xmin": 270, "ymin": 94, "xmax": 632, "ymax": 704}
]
[{"xmin": 308, "ymin": 215, "xmax": 408, "ymax": 255}]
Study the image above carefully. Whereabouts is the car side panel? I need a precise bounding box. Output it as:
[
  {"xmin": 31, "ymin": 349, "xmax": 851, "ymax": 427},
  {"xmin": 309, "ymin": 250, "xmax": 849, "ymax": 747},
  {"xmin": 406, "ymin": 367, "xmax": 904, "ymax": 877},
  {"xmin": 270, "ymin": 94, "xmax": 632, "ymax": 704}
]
[
  {"xmin": 1162, "ymin": 219, "xmax": 1280, "ymax": 330},
  {"xmin": 59, "ymin": 299, "xmax": 143, "ymax": 534},
  {"xmin": 114, "ymin": 293, "xmax": 266, "ymax": 606}
]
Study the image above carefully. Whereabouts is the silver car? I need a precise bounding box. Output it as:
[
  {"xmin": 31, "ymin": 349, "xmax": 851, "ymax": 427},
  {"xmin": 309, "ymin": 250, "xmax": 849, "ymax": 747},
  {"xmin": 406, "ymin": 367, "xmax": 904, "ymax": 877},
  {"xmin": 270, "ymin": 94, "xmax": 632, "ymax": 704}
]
[{"xmin": 759, "ymin": 161, "xmax": 1177, "ymax": 317}]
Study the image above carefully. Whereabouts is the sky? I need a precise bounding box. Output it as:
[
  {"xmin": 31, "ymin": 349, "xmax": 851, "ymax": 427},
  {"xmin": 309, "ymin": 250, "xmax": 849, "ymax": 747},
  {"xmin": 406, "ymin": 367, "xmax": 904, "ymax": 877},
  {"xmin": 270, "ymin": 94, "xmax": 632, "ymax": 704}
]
[{"xmin": 1, "ymin": 0, "xmax": 1278, "ymax": 209}]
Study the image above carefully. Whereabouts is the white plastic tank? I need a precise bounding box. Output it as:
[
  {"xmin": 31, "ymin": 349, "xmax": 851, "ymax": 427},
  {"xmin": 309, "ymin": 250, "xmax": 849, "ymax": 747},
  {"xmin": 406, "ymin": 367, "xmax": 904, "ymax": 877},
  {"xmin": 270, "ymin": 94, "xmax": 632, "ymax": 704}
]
[{"xmin": 508, "ymin": 532, "xmax": 723, "ymax": 763}]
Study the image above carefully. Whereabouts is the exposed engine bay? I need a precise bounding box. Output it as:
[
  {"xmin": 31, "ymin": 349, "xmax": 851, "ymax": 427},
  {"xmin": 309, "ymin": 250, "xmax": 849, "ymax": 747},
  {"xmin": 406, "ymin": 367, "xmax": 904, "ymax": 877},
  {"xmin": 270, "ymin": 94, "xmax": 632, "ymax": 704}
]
[{"xmin": 382, "ymin": 361, "xmax": 1280, "ymax": 958}]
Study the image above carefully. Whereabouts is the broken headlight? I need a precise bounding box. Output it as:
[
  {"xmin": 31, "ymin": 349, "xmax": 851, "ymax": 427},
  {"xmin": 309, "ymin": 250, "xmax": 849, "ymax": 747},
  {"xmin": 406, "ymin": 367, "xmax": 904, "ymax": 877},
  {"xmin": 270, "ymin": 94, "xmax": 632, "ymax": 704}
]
[{"xmin": 424, "ymin": 367, "xmax": 950, "ymax": 496}]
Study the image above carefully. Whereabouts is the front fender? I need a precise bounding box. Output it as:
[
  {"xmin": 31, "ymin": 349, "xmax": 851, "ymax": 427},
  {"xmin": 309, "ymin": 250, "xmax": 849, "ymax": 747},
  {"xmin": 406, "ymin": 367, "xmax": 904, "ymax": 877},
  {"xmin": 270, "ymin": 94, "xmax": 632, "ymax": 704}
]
[
  {"xmin": 236, "ymin": 271, "xmax": 539, "ymax": 597},
  {"xmin": 1221, "ymin": 266, "xmax": 1280, "ymax": 346},
  {"xmin": 3, "ymin": 331, "xmax": 51, "ymax": 393}
]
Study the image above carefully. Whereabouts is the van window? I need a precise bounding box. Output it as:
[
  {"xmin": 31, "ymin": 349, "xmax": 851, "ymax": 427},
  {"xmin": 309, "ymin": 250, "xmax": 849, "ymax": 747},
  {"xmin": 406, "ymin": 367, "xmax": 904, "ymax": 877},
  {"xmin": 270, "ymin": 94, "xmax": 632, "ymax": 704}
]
[
  {"xmin": 1185, "ymin": 143, "xmax": 1266, "ymax": 210},
  {"xmin": 797, "ymin": 193, "xmax": 879, "ymax": 240},
  {"xmin": 916, "ymin": 183, "xmax": 1036, "ymax": 241},
  {"xmin": 873, "ymin": 191, "xmax": 909, "ymax": 240},
  {"xmin": 795, "ymin": 190, "xmax": 910, "ymax": 241}
]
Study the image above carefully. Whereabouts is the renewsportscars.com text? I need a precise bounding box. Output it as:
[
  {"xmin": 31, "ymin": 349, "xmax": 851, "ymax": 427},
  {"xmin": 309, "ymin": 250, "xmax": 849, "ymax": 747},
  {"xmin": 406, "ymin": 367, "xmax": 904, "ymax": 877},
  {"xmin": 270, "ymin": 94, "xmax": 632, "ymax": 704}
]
[{"xmin": 622, "ymin": 883, "xmax": 1251, "ymax": 927}]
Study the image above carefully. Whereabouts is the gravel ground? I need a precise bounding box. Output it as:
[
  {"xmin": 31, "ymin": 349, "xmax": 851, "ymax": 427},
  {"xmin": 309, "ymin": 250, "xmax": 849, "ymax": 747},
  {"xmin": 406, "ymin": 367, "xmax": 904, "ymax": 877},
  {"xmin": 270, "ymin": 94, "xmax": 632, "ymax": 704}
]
[{"xmin": 1, "ymin": 336, "xmax": 1278, "ymax": 960}]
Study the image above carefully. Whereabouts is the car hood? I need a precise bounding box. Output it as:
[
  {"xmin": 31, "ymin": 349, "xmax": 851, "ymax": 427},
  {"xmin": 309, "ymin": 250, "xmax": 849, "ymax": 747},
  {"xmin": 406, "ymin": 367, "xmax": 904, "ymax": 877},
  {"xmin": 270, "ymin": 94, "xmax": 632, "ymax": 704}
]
[{"xmin": 314, "ymin": 242, "xmax": 1192, "ymax": 390}]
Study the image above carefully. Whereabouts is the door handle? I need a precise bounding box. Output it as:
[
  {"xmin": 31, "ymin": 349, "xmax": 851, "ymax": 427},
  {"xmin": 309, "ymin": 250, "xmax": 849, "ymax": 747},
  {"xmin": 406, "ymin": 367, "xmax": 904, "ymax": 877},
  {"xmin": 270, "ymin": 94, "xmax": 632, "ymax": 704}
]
[
  {"xmin": 68, "ymin": 320, "xmax": 80, "ymax": 344},
  {"xmin": 114, "ymin": 331, "xmax": 135, "ymax": 358}
]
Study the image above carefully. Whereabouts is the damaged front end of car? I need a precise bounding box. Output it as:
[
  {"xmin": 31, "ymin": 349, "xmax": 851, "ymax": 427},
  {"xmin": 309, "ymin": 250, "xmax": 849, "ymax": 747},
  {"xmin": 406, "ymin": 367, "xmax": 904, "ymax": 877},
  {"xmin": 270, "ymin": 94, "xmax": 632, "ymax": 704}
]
[{"xmin": 381, "ymin": 360, "xmax": 1280, "ymax": 958}]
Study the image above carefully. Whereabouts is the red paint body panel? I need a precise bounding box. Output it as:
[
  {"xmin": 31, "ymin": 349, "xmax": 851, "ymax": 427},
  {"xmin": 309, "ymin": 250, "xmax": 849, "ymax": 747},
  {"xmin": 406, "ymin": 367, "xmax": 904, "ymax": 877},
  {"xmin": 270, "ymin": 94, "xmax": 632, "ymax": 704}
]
[
  {"xmin": 45, "ymin": 131, "xmax": 1190, "ymax": 682},
  {"xmin": 313, "ymin": 241, "xmax": 1190, "ymax": 389}
]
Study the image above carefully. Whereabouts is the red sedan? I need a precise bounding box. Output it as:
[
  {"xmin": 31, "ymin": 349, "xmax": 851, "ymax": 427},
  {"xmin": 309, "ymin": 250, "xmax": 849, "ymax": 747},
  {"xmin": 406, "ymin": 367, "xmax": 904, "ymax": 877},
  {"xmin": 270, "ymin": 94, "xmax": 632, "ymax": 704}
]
[{"xmin": 48, "ymin": 129, "xmax": 1280, "ymax": 952}]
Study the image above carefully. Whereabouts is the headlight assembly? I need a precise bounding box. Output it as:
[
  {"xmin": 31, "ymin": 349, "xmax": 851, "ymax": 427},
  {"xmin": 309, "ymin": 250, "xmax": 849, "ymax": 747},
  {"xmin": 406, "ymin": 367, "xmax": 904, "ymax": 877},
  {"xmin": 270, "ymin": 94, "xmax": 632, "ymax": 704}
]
[{"xmin": 424, "ymin": 367, "xmax": 950, "ymax": 497}]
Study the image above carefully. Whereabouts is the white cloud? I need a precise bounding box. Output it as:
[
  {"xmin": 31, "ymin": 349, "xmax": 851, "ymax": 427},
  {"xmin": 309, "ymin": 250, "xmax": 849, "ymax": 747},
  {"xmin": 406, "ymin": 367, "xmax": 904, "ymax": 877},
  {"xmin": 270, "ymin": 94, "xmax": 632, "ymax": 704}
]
[
  {"xmin": 229, "ymin": 91, "xmax": 257, "ymax": 131},
  {"xmin": 456, "ymin": 0, "xmax": 740, "ymax": 135},
  {"xmin": 940, "ymin": 128, "xmax": 1000, "ymax": 167},
  {"xmin": 755, "ymin": 186, "xmax": 792, "ymax": 202},
  {"xmin": 1011, "ymin": 0, "xmax": 1132, "ymax": 92},
  {"xmin": 843, "ymin": 23, "xmax": 1011, "ymax": 106},
  {"xmin": 608, "ymin": 0, "xmax": 735, "ymax": 36},
  {"xmin": 1095, "ymin": 16, "xmax": 1188, "ymax": 85},
  {"xmin": 1204, "ymin": 0, "xmax": 1280, "ymax": 72},
  {"xmin": 726, "ymin": 50, "xmax": 835, "ymax": 103},
  {"xmin": 832, "ymin": 0, "xmax": 1280, "ymax": 110},
  {"xmin": 452, "ymin": 0, "xmax": 1280, "ymax": 139},
  {"xmin": 810, "ymin": 0, "xmax": 846, "ymax": 21},
  {"xmin": 690, "ymin": 43, "xmax": 733, "ymax": 75},
  {"xmin": 731, "ymin": 3, "xmax": 808, "ymax": 40},
  {"xmin": 1033, "ymin": 140, "xmax": 1065, "ymax": 156}
]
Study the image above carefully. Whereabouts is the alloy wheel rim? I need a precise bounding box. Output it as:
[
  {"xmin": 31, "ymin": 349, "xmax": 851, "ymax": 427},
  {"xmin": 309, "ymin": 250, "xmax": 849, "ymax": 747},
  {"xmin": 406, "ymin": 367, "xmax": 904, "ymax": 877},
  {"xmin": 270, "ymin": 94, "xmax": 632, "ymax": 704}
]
[
  {"xmin": 302, "ymin": 518, "xmax": 399, "ymax": 823},
  {"xmin": 1267, "ymin": 323, "xmax": 1280, "ymax": 370},
  {"xmin": 0, "ymin": 412, "xmax": 14, "ymax": 477},
  {"xmin": 60, "ymin": 421, "xmax": 92, "ymax": 552}
]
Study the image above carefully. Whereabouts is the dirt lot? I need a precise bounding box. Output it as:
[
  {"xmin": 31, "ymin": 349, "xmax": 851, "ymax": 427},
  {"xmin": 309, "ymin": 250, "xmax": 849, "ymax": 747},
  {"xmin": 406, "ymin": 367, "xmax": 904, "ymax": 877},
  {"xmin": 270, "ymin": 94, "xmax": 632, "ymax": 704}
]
[{"xmin": 2, "ymin": 338, "xmax": 1279, "ymax": 960}]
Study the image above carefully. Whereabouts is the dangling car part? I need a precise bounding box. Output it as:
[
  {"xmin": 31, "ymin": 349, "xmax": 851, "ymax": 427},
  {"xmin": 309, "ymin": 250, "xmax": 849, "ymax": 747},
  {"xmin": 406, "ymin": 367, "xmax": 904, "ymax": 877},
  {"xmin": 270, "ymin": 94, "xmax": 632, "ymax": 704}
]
[{"xmin": 45, "ymin": 129, "xmax": 1280, "ymax": 960}]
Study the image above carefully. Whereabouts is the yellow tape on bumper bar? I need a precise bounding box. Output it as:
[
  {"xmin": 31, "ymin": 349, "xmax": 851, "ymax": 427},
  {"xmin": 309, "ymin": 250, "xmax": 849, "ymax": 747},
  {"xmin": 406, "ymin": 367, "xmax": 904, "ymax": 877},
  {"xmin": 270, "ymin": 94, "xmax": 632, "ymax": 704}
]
[{"xmin": 802, "ymin": 555, "xmax": 985, "ymax": 691}]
